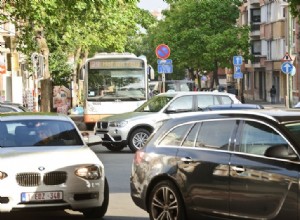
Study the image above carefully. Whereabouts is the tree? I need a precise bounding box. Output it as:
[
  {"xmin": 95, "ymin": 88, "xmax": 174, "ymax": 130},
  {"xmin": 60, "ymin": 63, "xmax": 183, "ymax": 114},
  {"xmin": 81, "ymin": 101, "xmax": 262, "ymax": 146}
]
[
  {"xmin": 289, "ymin": 0, "xmax": 300, "ymax": 21},
  {"xmin": 144, "ymin": 0, "xmax": 250, "ymax": 88},
  {"xmin": 0, "ymin": 0, "xmax": 144, "ymax": 110}
]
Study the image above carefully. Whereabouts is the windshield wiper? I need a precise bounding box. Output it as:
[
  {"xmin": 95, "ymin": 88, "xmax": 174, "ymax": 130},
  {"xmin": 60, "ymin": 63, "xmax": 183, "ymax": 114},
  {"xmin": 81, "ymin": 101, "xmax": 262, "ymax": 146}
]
[{"xmin": 115, "ymin": 96, "xmax": 144, "ymax": 101}]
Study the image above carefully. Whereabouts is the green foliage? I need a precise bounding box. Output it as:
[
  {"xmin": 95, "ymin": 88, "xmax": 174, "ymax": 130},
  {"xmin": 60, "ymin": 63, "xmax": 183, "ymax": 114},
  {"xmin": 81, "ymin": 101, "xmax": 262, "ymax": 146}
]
[
  {"xmin": 133, "ymin": 0, "xmax": 250, "ymax": 85},
  {"xmin": 49, "ymin": 49, "xmax": 73, "ymax": 87},
  {"xmin": 1, "ymin": 0, "xmax": 147, "ymax": 85},
  {"xmin": 290, "ymin": 0, "xmax": 300, "ymax": 21}
]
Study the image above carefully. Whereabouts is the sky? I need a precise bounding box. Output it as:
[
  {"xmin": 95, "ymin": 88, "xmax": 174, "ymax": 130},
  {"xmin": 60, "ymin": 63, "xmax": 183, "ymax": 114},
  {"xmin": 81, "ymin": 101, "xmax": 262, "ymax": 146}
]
[{"xmin": 138, "ymin": 0, "xmax": 169, "ymax": 11}]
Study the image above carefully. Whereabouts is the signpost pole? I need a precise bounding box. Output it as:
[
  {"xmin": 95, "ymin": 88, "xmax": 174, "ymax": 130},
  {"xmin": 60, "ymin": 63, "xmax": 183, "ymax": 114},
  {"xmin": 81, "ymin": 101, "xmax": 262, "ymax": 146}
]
[
  {"xmin": 289, "ymin": 73, "xmax": 293, "ymax": 108},
  {"xmin": 155, "ymin": 44, "xmax": 171, "ymax": 93}
]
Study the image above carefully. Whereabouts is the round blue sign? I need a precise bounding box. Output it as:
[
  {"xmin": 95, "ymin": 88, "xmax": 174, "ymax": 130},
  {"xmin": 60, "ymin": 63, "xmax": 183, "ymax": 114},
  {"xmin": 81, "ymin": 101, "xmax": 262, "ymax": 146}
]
[
  {"xmin": 281, "ymin": 62, "xmax": 293, "ymax": 74},
  {"xmin": 156, "ymin": 44, "xmax": 170, "ymax": 59}
]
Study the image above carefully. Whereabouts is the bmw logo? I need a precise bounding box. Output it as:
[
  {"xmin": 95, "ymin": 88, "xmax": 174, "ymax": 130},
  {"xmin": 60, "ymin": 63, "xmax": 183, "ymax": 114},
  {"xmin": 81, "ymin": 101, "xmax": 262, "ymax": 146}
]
[{"xmin": 38, "ymin": 166, "xmax": 45, "ymax": 171}]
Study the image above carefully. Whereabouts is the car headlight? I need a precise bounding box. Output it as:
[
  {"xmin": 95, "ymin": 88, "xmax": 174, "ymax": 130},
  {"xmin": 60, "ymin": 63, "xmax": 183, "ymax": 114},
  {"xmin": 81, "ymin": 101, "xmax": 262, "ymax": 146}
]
[
  {"xmin": 0, "ymin": 171, "xmax": 8, "ymax": 180},
  {"xmin": 109, "ymin": 121, "xmax": 128, "ymax": 127},
  {"xmin": 75, "ymin": 165, "xmax": 102, "ymax": 180}
]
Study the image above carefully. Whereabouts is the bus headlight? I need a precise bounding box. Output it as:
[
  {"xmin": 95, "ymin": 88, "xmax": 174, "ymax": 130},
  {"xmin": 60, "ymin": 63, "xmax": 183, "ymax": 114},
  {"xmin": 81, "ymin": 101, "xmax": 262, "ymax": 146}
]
[{"xmin": 109, "ymin": 121, "xmax": 128, "ymax": 127}]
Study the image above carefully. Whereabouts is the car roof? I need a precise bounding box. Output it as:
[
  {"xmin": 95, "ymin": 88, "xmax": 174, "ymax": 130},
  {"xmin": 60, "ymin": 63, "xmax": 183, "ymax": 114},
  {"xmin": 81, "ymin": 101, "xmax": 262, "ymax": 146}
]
[
  {"xmin": 205, "ymin": 103, "xmax": 264, "ymax": 110},
  {"xmin": 157, "ymin": 91, "xmax": 236, "ymax": 97},
  {"xmin": 163, "ymin": 109, "xmax": 300, "ymax": 125},
  {"xmin": 0, "ymin": 112, "xmax": 71, "ymax": 121},
  {"xmin": 0, "ymin": 102, "xmax": 23, "ymax": 106}
]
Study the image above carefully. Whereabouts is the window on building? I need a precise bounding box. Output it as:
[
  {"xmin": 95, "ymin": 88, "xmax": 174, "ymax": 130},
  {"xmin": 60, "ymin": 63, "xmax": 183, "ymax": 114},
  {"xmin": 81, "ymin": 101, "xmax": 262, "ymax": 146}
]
[
  {"xmin": 251, "ymin": 41, "xmax": 261, "ymax": 55},
  {"xmin": 267, "ymin": 41, "xmax": 271, "ymax": 60},
  {"xmin": 251, "ymin": 9, "xmax": 261, "ymax": 23}
]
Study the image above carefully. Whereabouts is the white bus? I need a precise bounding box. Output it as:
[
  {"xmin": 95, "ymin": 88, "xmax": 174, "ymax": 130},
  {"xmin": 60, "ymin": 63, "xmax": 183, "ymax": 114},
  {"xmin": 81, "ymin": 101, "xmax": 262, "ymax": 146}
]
[{"xmin": 81, "ymin": 53, "xmax": 150, "ymax": 129}]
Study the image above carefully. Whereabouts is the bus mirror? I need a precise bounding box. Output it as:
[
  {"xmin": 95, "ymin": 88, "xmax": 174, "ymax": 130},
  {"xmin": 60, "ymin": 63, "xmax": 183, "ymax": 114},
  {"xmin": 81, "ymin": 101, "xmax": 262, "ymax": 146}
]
[
  {"xmin": 148, "ymin": 65, "xmax": 155, "ymax": 80},
  {"xmin": 80, "ymin": 67, "xmax": 85, "ymax": 80}
]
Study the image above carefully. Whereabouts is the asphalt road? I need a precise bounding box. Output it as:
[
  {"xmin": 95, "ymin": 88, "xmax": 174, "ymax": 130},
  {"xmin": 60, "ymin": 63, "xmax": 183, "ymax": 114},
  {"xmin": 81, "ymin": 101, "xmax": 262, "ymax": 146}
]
[{"xmin": 1, "ymin": 144, "xmax": 149, "ymax": 220}]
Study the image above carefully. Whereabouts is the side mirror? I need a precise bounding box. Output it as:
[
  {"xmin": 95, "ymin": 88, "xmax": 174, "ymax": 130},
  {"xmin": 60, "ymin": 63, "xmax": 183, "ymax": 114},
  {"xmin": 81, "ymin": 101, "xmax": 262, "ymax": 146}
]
[
  {"xmin": 166, "ymin": 106, "xmax": 176, "ymax": 113},
  {"xmin": 264, "ymin": 144, "xmax": 298, "ymax": 160},
  {"xmin": 148, "ymin": 65, "xmax": 155, "ymax": 80},
  {"xmin": 81, "ymin": 131, "xmax": 89, "ymax": 142}
]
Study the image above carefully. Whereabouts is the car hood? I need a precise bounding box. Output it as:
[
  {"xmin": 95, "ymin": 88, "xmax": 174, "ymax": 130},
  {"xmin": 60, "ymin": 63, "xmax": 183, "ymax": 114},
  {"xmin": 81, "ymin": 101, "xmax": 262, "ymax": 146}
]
[
  {"xmin": 102, "ymin": 111, "xmax": 160, "ymax": 122},
  {"xmin": 0, "ymin": 146, "xmax": 102, "ymax": 171}
]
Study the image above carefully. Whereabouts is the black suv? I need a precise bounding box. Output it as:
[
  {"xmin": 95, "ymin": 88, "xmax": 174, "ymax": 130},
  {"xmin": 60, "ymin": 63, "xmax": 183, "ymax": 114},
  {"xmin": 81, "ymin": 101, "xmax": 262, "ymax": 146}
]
[{"xmin": 130, "ymin": 110, "xmax": 300, "ymax": 220}]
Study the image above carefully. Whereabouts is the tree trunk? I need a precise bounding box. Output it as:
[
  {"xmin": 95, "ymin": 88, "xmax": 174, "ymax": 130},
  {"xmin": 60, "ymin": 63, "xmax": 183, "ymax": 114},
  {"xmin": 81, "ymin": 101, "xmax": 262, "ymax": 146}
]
[
  {"xmin": 72, "ymin": 47, "xmax": 82, "ymax": 108},
  {"xmin": 210, "ymin": 60, "xmax": 219, "ymax": 89},
  {"xmin": 40, "ymin": 79, "xmax": 53, "ymax": 112},
  {"xmin": 36, "ymin": 31, "xmax": 51, "ymax": 112}
]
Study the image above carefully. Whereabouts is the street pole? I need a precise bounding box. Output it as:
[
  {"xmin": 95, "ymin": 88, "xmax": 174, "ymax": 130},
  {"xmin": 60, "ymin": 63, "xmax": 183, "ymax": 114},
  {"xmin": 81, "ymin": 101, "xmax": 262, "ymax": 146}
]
[{"xmin": 287, "ymin": 7, "xmax": 293, "ymax": 108}]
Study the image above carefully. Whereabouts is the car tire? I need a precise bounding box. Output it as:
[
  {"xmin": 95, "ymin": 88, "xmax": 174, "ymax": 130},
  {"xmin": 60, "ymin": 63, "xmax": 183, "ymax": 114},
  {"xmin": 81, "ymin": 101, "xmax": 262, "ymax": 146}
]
[
  {"xmin": 128, "ymin": 128, "xmax": 150, "ymax": 153},
  {"xmin": 82, "ymin": 177, "xmax": 109, "ymax": 218},
  {"xmin": 149, "ymin": 180, "xmax": 186, "ymax": 220},
  {"xmin": 103, "ymin": 143, "xmax": 125, "ymax": 152}
]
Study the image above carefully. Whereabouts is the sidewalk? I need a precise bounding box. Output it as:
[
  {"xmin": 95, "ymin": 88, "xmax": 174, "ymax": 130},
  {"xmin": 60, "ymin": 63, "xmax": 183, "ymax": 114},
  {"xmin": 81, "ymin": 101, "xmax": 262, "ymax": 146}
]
[{"xmin": 244, "ymin": 99, "xmax": 286, "ymax": 109}]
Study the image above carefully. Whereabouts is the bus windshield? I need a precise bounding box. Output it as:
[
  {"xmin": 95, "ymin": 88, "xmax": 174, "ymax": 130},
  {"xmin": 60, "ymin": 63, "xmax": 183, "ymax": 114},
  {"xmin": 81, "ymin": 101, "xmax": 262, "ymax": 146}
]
[{"xmin": 87, "ymin": 69, "xmax": 146, "ymax": 101}]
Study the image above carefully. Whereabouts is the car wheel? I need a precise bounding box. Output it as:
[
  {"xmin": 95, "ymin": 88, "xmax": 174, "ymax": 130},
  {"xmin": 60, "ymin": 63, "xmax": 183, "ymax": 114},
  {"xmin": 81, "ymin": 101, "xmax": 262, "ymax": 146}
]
[
  {"xmin": 149, "ymin": 180, "xmax": 186, "ymax": 220},
  {"xmin": 103, "ymin": 143, "xmax": 124, "ymax": 152},
  {"xmin": 128, "ymin": 128, "xmax": 150, "ymax": 153},
  {"xmin": 82, "ymin": 177, "xmax": 109, "ymax": 218}
]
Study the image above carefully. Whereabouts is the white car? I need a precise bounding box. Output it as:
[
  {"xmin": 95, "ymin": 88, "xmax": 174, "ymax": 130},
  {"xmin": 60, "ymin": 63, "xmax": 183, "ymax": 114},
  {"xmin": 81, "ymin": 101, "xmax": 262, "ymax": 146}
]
[
  {"xmin": 95, "ymin": 91, "xmax": 241, "ymax": 152},
  {"xmin": 0, "ymin": 113, "xmax": 108, "ymax": 218}
]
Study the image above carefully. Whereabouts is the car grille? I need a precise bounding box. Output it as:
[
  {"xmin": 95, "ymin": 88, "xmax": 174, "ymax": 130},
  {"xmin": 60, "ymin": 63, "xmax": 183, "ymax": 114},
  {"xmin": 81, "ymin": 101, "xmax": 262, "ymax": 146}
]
[
  {"xmin": 16, "ymin": 172, "xmax": 67, "ymax": 187},
  {"xmin": 97, "ymin": 121, "xmax": 108, "ymax": 129}
]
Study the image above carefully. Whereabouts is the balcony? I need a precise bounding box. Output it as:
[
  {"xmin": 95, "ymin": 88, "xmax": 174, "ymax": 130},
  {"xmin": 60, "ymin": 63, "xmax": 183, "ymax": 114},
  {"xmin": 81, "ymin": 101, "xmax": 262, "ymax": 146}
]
[{"xmin": 249, "ymin": 0, "xmax": 260, "ymax": 4}]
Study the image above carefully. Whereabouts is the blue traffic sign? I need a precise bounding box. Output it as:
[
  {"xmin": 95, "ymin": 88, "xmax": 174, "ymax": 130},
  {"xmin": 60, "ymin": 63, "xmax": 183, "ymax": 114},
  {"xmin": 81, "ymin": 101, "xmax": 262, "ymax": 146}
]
[
  {"xmin": 281, "ymin": 62, "xmax": 294, "ymax": 74},
  {"xmin": 157, "ymin": 59, "xmax": 172, "ymax": 64},
  {"xmin": 233, "ymin": 56, "xmax": 243, "ymax": 65},
  {"xmin": 156, "ymin": 44, "xmax": 171, "ymax": 59},
  {"xmin": 158, "ymin": 64, "xmax": 173, "ymax": 74},
  {"xmin": 234, "ymin": 72, "xmax": 243, "ymax": 79},
  {"xmin": 234, "ymin": 65, "xmax": 241, "ymax": 74}
]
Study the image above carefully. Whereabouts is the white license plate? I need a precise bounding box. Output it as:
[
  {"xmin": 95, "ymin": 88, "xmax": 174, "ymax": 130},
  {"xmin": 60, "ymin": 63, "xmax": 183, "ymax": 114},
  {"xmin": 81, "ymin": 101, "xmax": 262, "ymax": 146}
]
[{"xmin": 21, "ymin": 191, "xmax": 63, "ymax": 202}]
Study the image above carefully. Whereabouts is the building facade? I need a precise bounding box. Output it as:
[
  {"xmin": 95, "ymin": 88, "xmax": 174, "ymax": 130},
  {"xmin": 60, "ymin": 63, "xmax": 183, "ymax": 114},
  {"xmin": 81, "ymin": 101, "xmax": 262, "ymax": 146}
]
[{"xmin": 239, "ymin": 0, "xmax": 299, "ymax": 106}]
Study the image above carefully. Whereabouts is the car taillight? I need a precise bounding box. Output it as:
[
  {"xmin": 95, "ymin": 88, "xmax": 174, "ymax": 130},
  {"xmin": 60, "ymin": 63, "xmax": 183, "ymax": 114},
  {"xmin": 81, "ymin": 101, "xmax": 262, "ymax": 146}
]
[{"xmin": 134, "ymin": 150, "xmax": 145, "ymax": 164}]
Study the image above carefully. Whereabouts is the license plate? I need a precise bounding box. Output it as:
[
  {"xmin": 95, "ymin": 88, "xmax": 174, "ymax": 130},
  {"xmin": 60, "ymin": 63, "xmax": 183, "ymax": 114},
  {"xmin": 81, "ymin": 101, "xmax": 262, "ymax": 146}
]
[{"xmin": 21, "ymin": 191, "xmax": 63, "ymax": 202}]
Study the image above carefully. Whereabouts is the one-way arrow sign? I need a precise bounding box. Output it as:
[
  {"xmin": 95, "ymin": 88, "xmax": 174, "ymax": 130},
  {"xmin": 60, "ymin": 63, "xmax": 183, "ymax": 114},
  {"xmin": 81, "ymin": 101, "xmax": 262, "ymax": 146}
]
[{"xmin": 281, "ymin": 62, "xmax": 293, "ymax": 74}]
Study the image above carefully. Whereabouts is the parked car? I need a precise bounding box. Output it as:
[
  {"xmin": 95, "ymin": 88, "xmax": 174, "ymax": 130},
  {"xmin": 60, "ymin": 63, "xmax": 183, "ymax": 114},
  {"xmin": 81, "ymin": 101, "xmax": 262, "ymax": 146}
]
[
  {"xmin": 94, "ymin": 91, "xmax": 241, "ymax": 152},
  {"xmin": 130, "ymin": 110, "xmax": 300, "ymax": 220},
  {"xmin": 0, "ymin": 102, "xmax": 28, "ymax": 112},
  {"xmin": 0, "ymin": 113, "xmax": 108, "ymax": 218},
  {"xmin": 203, "ymin": 103, "xmax": 264, "ymax": 111}
]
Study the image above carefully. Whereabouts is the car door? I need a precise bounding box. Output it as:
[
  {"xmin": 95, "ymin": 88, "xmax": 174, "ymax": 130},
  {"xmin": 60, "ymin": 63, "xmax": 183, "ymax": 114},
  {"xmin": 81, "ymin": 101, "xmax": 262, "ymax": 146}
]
[
  {"xmin": 176, "ymin": 119, "xmax": 238, "ymax": 218},
  {"xmin": 230, "ymin": 120, "xmax": 299, "ymax": 219}
]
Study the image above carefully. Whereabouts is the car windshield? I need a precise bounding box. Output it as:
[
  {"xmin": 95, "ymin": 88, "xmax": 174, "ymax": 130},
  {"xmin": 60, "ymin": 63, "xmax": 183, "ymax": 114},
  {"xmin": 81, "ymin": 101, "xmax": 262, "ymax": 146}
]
[
  {"xmin": 0, "ymin": 119, "xmax": 84, "ymax": 147},
  {"xmin": 284, "ymin": 122, "xmax": 300, "ymax": 143},
  {"xmin": 134, "ymin": 95, "xmax": 174, "ymax": 112}
]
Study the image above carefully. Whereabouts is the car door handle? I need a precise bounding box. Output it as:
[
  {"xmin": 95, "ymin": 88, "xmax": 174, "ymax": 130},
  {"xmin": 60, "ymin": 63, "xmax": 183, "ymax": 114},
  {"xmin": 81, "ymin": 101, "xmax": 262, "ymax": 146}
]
[
  {"xmin": 231, "ymin": 166, "xmax": 245, "ymax": 173},
  {"xmin": 181, "ymin": 157, "xmax": 194, "ymax": 164}
]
